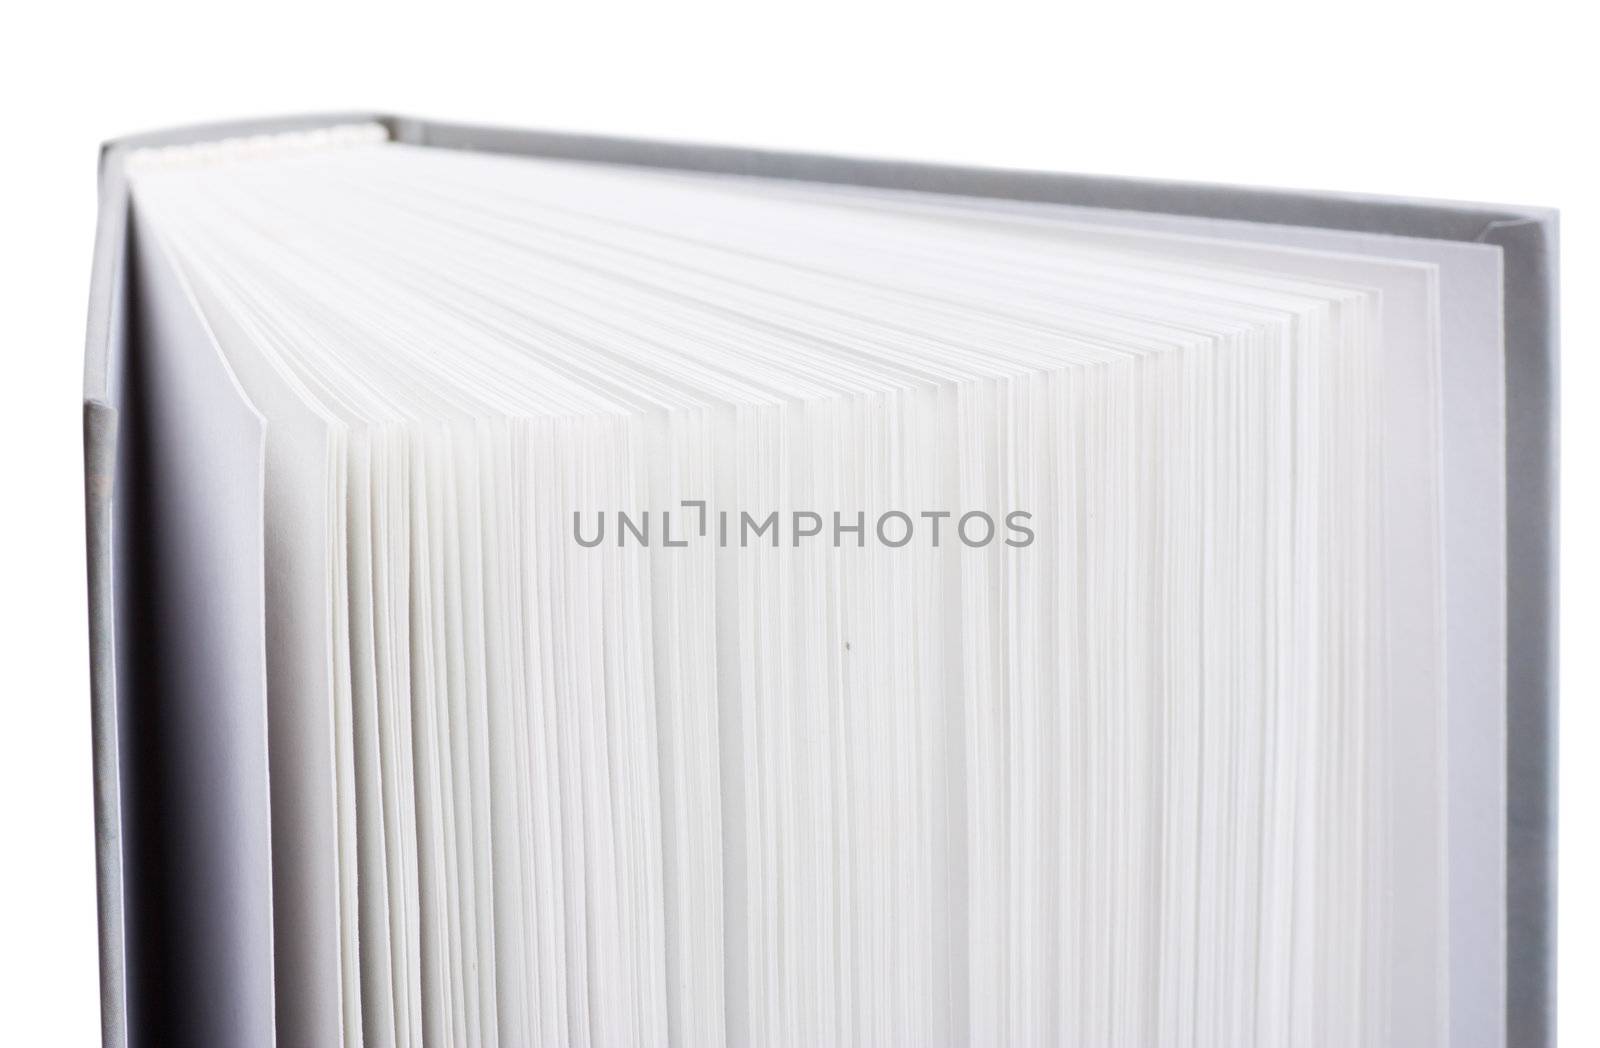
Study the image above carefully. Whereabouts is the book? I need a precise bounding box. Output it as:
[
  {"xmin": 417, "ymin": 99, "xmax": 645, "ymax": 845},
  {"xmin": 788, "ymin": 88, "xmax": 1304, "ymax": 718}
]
[{"xmin": 82, "ymin": 115, "xmax": 1558, "ymax": 1048}]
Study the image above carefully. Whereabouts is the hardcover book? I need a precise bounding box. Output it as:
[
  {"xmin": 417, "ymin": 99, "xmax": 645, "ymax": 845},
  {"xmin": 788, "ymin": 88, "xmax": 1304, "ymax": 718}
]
[{"xmin": 83, "ymin": 114, "xmax": 1558, "ymax": 1048}]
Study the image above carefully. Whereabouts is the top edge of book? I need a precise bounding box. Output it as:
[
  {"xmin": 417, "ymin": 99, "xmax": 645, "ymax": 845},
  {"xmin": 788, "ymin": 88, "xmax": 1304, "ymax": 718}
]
[
  {"xmin": 98, "ymin": 111, "xmax": 1558, "ymax": 225},
  {"xmin": 88, "ymin": 111, "xmax": 1558, "ymax": 412}
]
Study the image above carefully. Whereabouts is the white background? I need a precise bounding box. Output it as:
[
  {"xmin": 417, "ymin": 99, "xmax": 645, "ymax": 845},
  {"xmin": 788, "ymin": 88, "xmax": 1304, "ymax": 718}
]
[{"xmin": 1, "ymin": 1, "xmax": 1592, "ymax": 1043}]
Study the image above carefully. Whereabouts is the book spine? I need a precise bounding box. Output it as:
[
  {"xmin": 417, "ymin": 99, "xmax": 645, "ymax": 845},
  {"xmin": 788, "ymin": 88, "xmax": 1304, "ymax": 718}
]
[{"xmin": 84, "ymin": 399, "xmax": 125, "ymax": 1048}]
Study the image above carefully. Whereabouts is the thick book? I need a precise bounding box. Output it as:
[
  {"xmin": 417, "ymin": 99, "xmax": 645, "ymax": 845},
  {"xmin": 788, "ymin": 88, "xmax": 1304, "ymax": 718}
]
[{"xmin": 83, "ymin": 113, "xmax": 1558, "ymax": 1048}]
